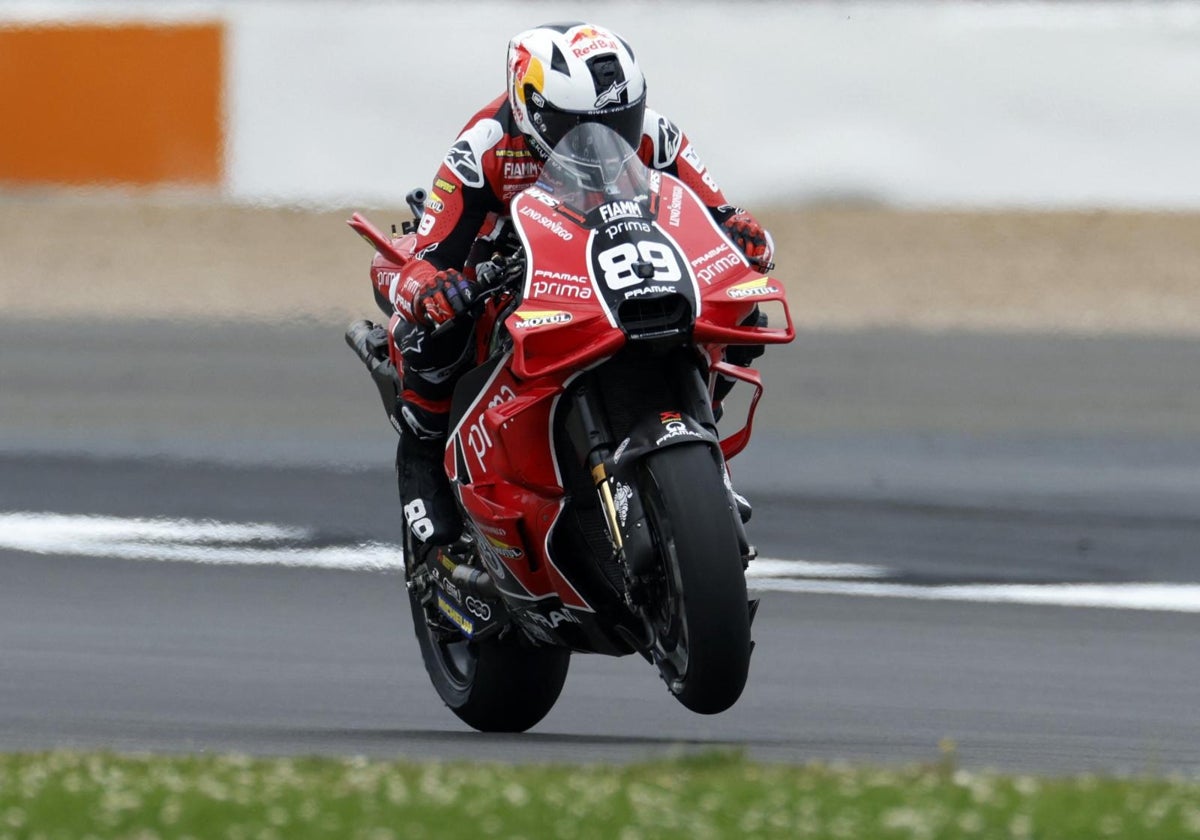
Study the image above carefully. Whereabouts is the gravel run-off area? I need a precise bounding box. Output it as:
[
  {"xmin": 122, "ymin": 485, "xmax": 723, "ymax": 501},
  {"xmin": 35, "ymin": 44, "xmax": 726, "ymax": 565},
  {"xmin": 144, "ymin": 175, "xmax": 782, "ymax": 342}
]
[{"xmin": 3, "ymin": 196, "xmax": 1199, "ymax": 336}]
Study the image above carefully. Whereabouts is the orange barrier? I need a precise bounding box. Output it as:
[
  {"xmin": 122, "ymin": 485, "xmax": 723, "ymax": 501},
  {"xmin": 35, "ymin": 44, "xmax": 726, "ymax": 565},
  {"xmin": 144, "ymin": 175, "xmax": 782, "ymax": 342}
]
[{"xmin": 0, "ymin": 22, "xmax": 223, "ymax": 186}]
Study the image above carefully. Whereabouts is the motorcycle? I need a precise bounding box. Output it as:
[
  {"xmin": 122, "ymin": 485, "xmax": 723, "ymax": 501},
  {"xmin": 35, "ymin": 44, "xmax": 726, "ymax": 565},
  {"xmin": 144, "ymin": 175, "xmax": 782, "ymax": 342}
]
[{"xmin": 346, "ymin": 123, "xmax": 794, "ymax": 732}]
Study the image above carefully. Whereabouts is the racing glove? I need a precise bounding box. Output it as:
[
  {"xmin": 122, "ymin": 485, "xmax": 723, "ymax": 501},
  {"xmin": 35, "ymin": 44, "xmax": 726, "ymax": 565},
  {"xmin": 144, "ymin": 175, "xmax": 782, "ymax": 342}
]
[
  {"xmin": 404, "ymin": 268, "xmax": 475, "ymax": 327},
  {"xmin": 721, "ymin": 208, "xmax": 775, "ymax": 271}
]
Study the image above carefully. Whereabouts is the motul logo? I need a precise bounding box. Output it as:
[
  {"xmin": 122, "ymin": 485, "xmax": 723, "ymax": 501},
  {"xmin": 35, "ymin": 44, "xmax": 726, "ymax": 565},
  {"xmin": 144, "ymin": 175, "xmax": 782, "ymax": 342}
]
[
  {"xmin": 515, "ymin": 311, "xmax": 572, "ymax": 329},
  {"xmin": 485, "ymin": 535, "xmax": 524, "ymax": 559},
  {"xmin": 728, "ymin": 278, "xmax": 780, "ymax": 299}
]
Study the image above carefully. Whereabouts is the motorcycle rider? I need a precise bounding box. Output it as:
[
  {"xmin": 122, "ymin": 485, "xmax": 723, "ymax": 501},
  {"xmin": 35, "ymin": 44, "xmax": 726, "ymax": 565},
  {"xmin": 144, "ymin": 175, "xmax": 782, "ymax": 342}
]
[{"xmin": 351, "ymin": 22, "xmax": 773, "ymax": 550}]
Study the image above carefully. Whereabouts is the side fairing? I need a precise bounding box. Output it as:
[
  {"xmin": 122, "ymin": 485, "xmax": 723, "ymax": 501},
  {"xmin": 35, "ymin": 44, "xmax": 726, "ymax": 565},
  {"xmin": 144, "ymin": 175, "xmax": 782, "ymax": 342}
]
[
  {"xmin": 656, "ymin": 174, "xmax": 795, "ymax": 347},
  {"xmin": 445, "ymin": 352, "xmax": 591, "ymax": 611}
]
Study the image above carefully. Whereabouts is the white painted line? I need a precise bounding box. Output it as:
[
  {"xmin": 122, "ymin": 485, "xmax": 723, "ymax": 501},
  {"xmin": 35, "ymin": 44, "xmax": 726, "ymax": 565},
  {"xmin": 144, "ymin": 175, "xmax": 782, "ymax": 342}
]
[
  {"xmin": 0, "ymin": 512, "xmax": 401, "ymax": 572},
  {"xmin": 4, "ymin": 511, "xmax": 1198, "ymax": 613},
  {"xmin": 746, "ymin": 578, "xmax": 1200, "ymax": 614},
  {"xmin": 1, "ymin": 511, "xmax": 306, "ymax": 543},
  {"xmin": 749, "ymin": 558, "xmax": 889, "ymax": 579}
]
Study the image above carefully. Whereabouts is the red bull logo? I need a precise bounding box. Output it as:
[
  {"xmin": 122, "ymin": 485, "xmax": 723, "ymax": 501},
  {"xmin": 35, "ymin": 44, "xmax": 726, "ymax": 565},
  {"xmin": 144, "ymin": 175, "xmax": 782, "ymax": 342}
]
[
  {"xmin": 569, "ymin": 25, "xmax": 618, "ymax": 58},
  {"xmin": 569, "ymin": 26, "xmax": 603, "ymax": 45}
]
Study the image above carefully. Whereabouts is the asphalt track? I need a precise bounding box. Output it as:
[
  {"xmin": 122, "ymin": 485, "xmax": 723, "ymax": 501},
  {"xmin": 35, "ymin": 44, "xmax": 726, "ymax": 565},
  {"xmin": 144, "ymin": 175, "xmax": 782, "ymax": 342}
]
[{"xmin": 2, "ymin": 321, "xmax": 1199, "ymax": 772}]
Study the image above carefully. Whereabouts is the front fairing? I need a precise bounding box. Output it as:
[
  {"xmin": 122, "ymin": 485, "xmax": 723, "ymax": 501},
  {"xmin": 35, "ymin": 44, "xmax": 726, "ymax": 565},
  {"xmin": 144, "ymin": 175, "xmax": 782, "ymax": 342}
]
[{"xmin": 506, "ymin": 124, "xmax": 791, "ymax": 379}]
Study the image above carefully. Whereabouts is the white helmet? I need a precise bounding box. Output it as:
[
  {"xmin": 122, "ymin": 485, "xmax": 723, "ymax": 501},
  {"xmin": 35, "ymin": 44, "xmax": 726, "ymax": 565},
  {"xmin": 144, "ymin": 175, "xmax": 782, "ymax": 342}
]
[{"xmin": 507, "ymin": 22, "xmax": 647, "ymax": 160}]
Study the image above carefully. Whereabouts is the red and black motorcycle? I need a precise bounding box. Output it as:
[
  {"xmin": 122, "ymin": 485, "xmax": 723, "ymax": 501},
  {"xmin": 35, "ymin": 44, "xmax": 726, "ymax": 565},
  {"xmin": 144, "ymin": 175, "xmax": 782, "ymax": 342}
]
[{"xmin": 347, "ymin": 123, "xmax": 793, "ymax": 731}]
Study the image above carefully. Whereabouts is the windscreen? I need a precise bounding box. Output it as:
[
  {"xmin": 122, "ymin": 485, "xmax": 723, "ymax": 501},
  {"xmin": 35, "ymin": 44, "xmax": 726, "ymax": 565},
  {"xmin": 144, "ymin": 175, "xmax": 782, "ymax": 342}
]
[{"xmin": 537, "ymin": 123, "xmax": 651, "ymax": 215}]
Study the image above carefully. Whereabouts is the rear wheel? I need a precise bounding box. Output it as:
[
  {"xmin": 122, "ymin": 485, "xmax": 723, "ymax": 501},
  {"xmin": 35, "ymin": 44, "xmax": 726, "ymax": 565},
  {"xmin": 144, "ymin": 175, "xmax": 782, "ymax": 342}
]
[
  {"xmin": 639, "ymin": 444, "xmax": 752, "ymax": 714},
  {"xmin": 404, "ymin": 531, "xmax": 570, "ymax": 733}
]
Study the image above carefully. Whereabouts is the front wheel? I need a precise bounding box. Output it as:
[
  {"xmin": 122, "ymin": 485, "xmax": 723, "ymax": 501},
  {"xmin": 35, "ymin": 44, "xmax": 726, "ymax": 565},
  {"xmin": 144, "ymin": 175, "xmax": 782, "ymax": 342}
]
[
  {"xmin": 639, "ymin": 444, "xmax": 753, "ymax": 714},
  {"xmin": 405, "ymin": 534, "xmax": 570, "ymax": 733}
]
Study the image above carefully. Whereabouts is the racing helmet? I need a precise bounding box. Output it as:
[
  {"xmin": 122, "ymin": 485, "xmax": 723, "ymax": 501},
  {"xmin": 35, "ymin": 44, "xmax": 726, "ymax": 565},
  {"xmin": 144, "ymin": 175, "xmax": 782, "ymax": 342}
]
[{"xmin": 506, "ymin": 23, "xmax": 647, "ymax": 160}]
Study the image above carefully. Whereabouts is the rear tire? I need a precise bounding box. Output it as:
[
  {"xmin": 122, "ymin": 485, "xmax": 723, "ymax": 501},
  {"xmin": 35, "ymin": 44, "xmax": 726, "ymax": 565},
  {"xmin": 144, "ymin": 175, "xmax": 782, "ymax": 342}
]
[
  {"xmin": 404, "ymin": 532, "xmax": 570, "ymax": 733},
  {"xmin": 640, "ymin": 444, "xmax": 752, "ymax": 714}
]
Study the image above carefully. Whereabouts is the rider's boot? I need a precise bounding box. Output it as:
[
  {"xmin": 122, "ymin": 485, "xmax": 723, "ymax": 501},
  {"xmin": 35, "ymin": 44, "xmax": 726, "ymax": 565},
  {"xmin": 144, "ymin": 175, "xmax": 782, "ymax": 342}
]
[
  {"xmin": 391, "ymin": 314, "xmax": 478, "ymax": 548},
  {"xmin": 348, "ymin": 318, "xmax": 466, "ymax": 545},
  {"xmin": 397, "ymin": 418, "xmax": 463, "ymax": 548}
]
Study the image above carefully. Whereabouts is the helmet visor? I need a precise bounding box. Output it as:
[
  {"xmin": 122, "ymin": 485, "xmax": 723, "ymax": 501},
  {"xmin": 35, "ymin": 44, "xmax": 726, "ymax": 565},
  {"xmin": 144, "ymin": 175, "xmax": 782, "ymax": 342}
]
[{"xmin": 528, "ymin": 92, "xmax": 646, "ymax": 154}]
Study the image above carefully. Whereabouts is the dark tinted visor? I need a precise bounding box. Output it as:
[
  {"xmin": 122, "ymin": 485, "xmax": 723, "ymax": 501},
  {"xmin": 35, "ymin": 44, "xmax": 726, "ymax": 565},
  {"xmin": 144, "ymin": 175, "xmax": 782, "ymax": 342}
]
[{"xmin": 529, "ymin": 93, "xmax": 646, "ymax": 152}]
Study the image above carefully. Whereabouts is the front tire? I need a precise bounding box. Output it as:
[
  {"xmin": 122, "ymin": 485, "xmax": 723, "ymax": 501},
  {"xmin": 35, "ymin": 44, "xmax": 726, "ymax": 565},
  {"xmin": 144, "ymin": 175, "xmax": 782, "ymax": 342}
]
[
  {"xmin": 405, "ymin": 532, "xmax": 570, "ymax": 733},
  {"xmin": 640, "ymin": 444, "xmax": 752, "ymax": 714}
]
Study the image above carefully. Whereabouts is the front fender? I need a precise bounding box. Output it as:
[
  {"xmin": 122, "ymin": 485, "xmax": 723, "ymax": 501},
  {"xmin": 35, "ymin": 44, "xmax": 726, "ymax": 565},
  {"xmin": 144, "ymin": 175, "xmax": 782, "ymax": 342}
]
[
  {"xmin": 606, "ymin": 411, "xmax": 719, "ymax": 482},
  {"xmin": 600, "ymin": 412, "xmax": 721, "ymax": 581}
]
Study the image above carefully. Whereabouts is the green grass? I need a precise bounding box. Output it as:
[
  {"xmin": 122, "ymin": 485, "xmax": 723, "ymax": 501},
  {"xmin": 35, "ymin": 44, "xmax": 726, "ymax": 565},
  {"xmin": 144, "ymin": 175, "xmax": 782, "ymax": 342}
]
[{"xmin": 1, "ymin": 749, "xmax": 1198, "ymax": 839}]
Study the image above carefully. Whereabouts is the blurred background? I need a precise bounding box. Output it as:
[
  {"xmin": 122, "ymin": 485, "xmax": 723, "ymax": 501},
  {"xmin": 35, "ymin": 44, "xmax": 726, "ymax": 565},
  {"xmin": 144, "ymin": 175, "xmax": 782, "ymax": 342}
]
[
  {"xmin": 2, "ymin": 1, "xmax": 1199, "ymax": 329},
  {"xmin": 2, "ymin": 1, "xmax": 1200, "ymax": 769}
]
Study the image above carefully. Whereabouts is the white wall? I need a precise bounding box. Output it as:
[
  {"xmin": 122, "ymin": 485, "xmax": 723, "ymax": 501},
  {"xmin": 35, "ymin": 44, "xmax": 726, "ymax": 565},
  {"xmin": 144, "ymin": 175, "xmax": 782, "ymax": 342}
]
[{"xmin": 5, "ymin": 1, "xmax": 1200, "ymax": 208}]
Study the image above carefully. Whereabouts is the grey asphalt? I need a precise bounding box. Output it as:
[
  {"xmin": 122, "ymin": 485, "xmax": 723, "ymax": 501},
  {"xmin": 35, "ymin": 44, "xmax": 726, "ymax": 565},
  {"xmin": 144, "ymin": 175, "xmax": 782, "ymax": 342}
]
[{"xmin": 1, "ymin": 320, "xmax": 1199, "ymax": 771}]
